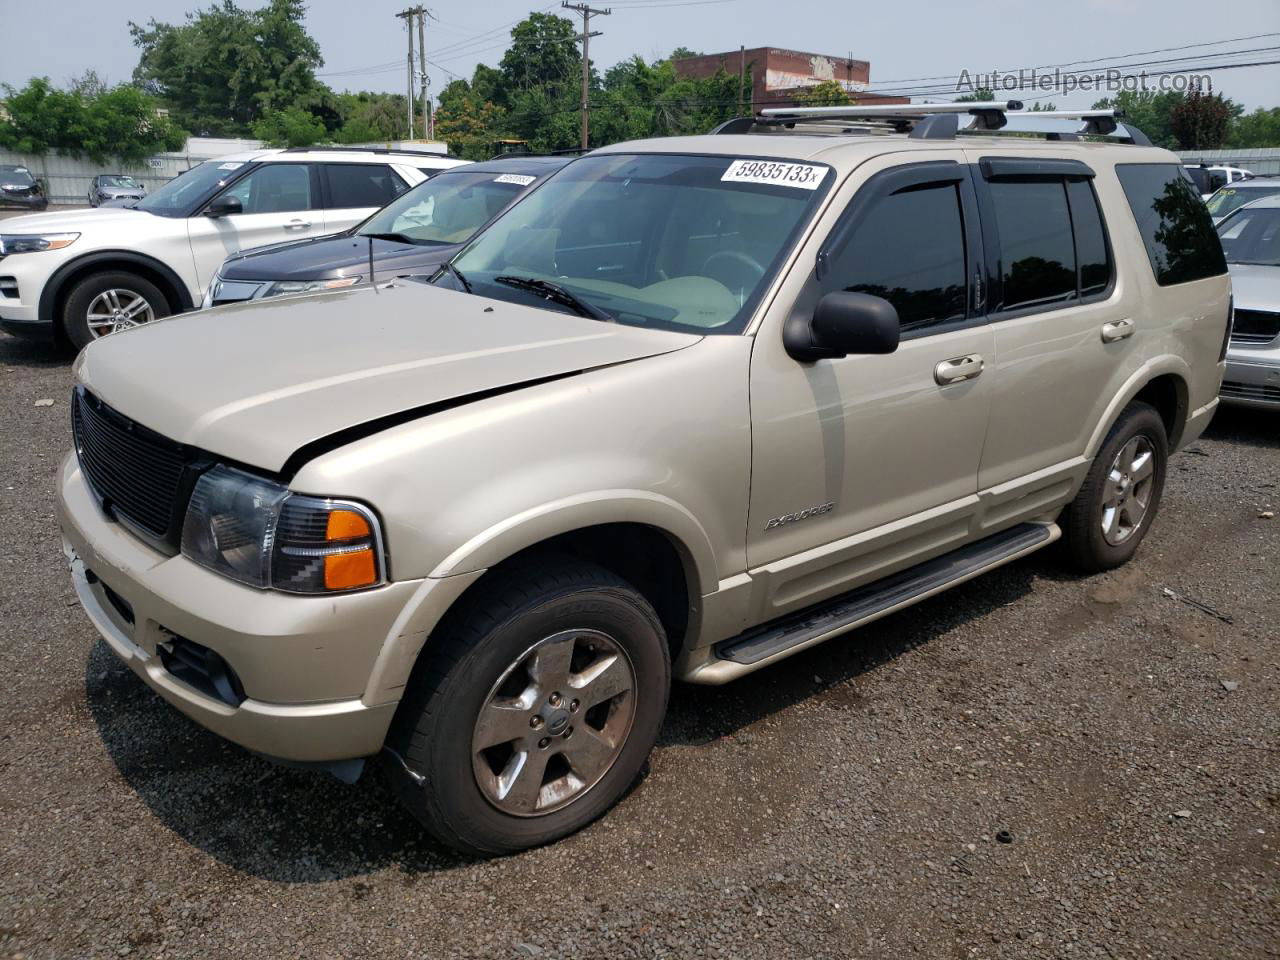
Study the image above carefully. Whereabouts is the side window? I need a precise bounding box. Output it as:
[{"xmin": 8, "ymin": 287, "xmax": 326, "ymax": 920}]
[
  {"xmin": 988, "ymin": 179, "xmax": 1077, "ymax": 312},
  {"xmin": 217, "ymin": 163, "xmax": 314, "ymax": 214},
  {"xmin": 1116, "ymin": 163, "xmax": 1227, "ymax": 286},
  {"xmin": 324, "ymin": 163, "xmax": 408, "ymax": 209},
  {"xmin": 823, "ymin": 182, "xmax": 968, "ymax": 333},
  {"xmin": 1066, "ymin": 179, "xmax": 1112, "ymax": 298}
]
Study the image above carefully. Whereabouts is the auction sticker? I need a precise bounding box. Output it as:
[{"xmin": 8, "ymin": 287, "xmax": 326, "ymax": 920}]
[
  {"xmin": 721, "ymin": 159, "xmax": 825, "ymax": 189},
  {"xmin": 494, "ymin": 173, "xmax": 536, "ymax": 186},
  {"xmin": 218, "ymin": 161, "xmax": 245, "ymax": 171}
]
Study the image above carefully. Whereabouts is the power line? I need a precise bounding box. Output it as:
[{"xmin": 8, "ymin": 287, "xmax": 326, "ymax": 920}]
[{"xmin": 563, "ymin": 2, "xmax": 610, "ymax": 150}]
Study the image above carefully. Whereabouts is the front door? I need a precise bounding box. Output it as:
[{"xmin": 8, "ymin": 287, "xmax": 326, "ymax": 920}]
[
  {"xmin": 747, "ymin": 153, "xmax": 994, "ymax": 618},
  {"xmin": 186, "ymin": 162, "xmax": 323, "ymax": 291}
]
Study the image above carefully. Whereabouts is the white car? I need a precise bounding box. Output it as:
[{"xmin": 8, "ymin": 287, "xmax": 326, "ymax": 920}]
[
  {"xmin": 0, "ymin": 148, "xmax": 467, "ymax": 349},
  {"xmin": 1184, "ymin": 163, "xmax": 1254, "ymax": 201}
]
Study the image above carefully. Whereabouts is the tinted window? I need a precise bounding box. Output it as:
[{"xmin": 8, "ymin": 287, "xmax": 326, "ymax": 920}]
[
  {"xmin": 217, "ymin": 163, "xmax": 314, "ymax": 214},
  {"xmin": 1067, "ymin": 179, "xmax": 1112, "ymax": 298},
  {"xmin": 1205, "ymin": 185, "xmax": 1280, "ymax": 219},
  {"xmin": 989, "ymin": 180, "xmax": 1077, "ymax": 312},
  {"xmin": 0, "ymin": 165, "xmax": 35, "ymax": 186},
  {"xmin": 826, "ymin": 183, "xmax": 968, "ymax": 332},
  {"xmin": 325, "ymin": 163, "xmax": 407, "ymax": 209},
  {"xmin": 1216, "ymin": 206, "xmax": 1280, "ymax": 266},
  {"xmin": 1116, "ymin": 163, "xmax": 1227, "ymax": 285}
]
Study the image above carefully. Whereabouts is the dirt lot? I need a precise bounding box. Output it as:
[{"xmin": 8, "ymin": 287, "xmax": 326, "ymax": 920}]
[{"xmin": 0, "ymin": 331, "xmax": 1276, "ymax": 960}]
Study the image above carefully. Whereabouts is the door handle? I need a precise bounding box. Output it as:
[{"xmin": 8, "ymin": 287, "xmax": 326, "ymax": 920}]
[
  {"xmin": 283, "ymin": 219, "xmax": 311, "ymax": 230},
  {"xmin": 1101, "ymin": 319, "xmax": 1134, "ymax": 343},
  {"xmin": 934, "ymin": 354, "xmax": 984, "ymax": 385}
]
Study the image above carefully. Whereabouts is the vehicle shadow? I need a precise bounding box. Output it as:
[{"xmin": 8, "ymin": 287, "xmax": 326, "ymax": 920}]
[
  {"xmin": 85, "ymin": 554, "xmax": 1050, "ymax": 881},
  {"xmin": 1200, "ymin": 404, "xmax": 1278, "ymax": 450},
  {"xmin": 0, "ymin": 331, "xmax": 68, "ymax": 368}
]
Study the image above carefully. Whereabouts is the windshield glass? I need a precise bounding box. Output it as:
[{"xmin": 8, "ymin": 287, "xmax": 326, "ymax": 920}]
[
  {"xmin": 136, "ymin": 159, "xmax": 250, "ymax": 217},
  {"xmin": 358, "ymin": 170, "xmax": 531, "ymax": 246},
  {"xmin": 445, "ymin": 153, "xmax": 831, "ymax": 334},
  {"xmin": 0, "ymin": 165, "xmax": 35, "ymax": 186},
  {"xmin": 1206, "ymin": 185, "xmax": 1280, "ymax": 218},
  {"xmin": 1217, "ymin": 206, "xmax": 1280, "ymax": 265},
  {"xmin": 102, "ymin": 175, "xmax": 142, "ymax": 189}
]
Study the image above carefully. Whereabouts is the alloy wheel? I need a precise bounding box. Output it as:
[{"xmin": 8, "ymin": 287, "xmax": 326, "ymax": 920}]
[
  {"xmin": 85, "ymin": 288, "xmax": 156, "ymax": 338},
  {"xmin": 1101, "ymin": 435, "xmax": 1156, "ymax": 545}
]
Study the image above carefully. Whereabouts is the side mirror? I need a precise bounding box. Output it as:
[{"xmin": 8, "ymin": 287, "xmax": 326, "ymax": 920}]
[
  {"xmin": 784, "ymin": 290, "xmax": 900, "ymax": 361},
  {"xmin": 207, "ymin": 194, "xmax": 242, "ymax": 218}
]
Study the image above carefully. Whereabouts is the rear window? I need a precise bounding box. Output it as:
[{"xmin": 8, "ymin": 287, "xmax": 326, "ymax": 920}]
[
  {"xmin": 324, "ymin": 163, "xmax": 408, "ymax": 209},
  {"xmin": 1116, "ymin": 163, "xmax": 1227, "ymax": 286}
]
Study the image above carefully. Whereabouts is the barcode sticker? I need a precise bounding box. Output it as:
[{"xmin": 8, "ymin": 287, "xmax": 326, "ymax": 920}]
[
  {"xmin": 494, "ymin": 173, "xmax": 536, "ymax": 186},
  {"xmin": 721, "ymin": 159, "xmax": 826, "ymax": 189},
  {"xmin": 218, "ymin": 161, "xmax": 245, "ymax": 171}
]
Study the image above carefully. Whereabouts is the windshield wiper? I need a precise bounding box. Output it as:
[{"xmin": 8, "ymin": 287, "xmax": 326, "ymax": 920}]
[
  {"xmin": 494, "ymin": 275, "xmax": 614, "ymax": 322},
  {"xmin": 441, "ymin": 260, "xmax": 472, "ymax": 293},
  {"xmin": 361, "ymin": 231, "xmax": 420, "ymax": 245}
]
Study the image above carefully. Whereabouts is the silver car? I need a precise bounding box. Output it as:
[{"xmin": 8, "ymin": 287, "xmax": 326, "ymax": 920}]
[
  {"xmin": 87, "ymin": 174, "xmax": 147, "ymax": 207},
  {"xmin": 1205, "ymin": 177, "xmax": 1280, "ymax": 224},
  {"xmin": 1217, "ymin": 194, "xmax": 1280, "ymax": 408}
]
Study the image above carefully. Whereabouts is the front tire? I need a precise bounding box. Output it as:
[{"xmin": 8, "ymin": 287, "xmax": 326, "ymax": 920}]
[
  {"xmin": 388, "ymin": 558, "xmax": 670, "ymax": 856},
  {"xmin": 62, "ymin": 271, "xmax": 171, "ymax": 351},
  {"xmin": 1061, "ymin": 401, "xmax": 1168, "ymax": 572}
]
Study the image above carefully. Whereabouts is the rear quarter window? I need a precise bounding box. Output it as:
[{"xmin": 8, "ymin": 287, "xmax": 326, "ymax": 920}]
[{"xmin": 1116, "ymin": 163, "xmax": 1227, "ymax": 286}]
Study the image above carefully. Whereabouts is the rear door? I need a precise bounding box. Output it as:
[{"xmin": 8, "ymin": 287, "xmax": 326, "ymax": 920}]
[
  {"xmin": 962, "ymin": 154, "xmax": 1130, "ymax": 502},
  {"xmin": 186, "ymin": 162, "xmax": 323, "ymax": 290},
  {"xmin": 320, "ymin": 163, "xmax": 410, "ymax": 233}
]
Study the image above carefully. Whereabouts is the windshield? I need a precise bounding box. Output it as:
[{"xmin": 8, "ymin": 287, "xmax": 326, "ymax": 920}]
[
  {"xmin": 1206, "ymin": 185, "xmax": 1280, "ymax": 219},
  {"xmin": 0, "ymin": 165, "xmax": 35, "ymax": 186},
  {"xmin": 136, "ymin": 159, "xmax": 251, "ymax": 217},
  {"xmin": 358, "ymin": 170, "xmax": 532, "ymax": 246},
  {"xmin": 444, "ymin": 153, "xmax": 831, "ymax": 334},
  {"xmin": 1217, "ymin": 206, "xmax": 1280, "ymax": 265},
  {"xmin": 102, "ymin": 175, "xmax": 142, "ymax": 189}
]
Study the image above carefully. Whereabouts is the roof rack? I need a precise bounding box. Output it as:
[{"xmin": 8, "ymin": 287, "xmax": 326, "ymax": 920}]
[
  {"xmin": 712, "ymin": 102, "xmax": 1152, "ymax": 146},
  {"xmin": 279, "ymin": 145, "xmax": 452, "ymax": 157}
]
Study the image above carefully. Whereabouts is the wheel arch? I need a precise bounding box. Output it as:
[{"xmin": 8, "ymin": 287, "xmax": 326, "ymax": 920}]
[
  {"xmin": 362, "ymin": 498, "xmax": 718, "ymax": 707},
  {"xmin": 38, "ymin": 250, "xmax": 196, "ymax": 337},
  {"xmin": 1086, "ymin": 358, "xmax": 1191, "ymax": 458}
]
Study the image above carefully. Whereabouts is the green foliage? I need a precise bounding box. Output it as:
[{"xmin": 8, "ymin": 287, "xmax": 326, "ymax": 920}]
[
  {"xmin": 669, "ymin": 47, "xmax": 702, "ymax": 61},
  {"xmin": 498, "ymin": 13, "xmax": 580, "ymax": 103},
  {"xmin": 130, "ymin": 0, "xmax": 327, "ymax": 136},
  {"xmin": 434, "ymin": 81, "xmax": 510, "ymax": 161},
  {"xmin": 0, "ymin": 76, "xmax": 186, "ymax": 163},
  {"xmin": 795, "ymin": 80, "xmax": 851, "ymax": 107},
  {"xmin": 252, "ymin": 105, "xmax": 326, "ymax": 147},
  {"xmin": 1229, "ymin": 107, "xmax": 1280, "ymax": 148},
  {"xmin": 955, "ymin": 88, "xmax": 996, "ymax": 103},
  {"xmin": 1170, "ymin": 90, "xmax": 1238, "ymax": 150},
  {"xmin": 1091, "ymin": 90, "xmax": 1187, "ymax": 149},
  {"xmin": 333, "ymin": 91, "xmax": 408, "ymax": 144}
]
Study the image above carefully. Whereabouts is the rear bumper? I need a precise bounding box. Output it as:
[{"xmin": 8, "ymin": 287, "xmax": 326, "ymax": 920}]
[
  {"xmin": 57, "ymin": 453, "xmax": 420, "ymax": 763},
  {"xmin": 1222, "ymin": 354, "xmax": 1280, "ymax": 409}
]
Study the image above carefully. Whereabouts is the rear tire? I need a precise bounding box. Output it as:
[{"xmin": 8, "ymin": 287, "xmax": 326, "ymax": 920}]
[
  {"xmin": 387, "ymin": 557, "xmax": 670, "ymax": 856},
  {"xmin": 62, "ymin": 271, "xmax": 171, "ymax": 351},
  {"xmin": 1061, "ymin": 401, "xmax": 1168, "ymax": 573}
]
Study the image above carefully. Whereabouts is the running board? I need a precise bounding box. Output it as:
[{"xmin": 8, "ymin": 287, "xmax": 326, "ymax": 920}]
[{"xmin": 698, "ymin": 522, "xmax": 1058, "ymax": 681}]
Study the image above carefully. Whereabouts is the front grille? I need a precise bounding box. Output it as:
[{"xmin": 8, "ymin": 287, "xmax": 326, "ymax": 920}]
[
  {"xmin": 1221, "ymin": 380, "xmax": 1280, "ymax": 403},
  {"xmin": 72, "ymin": 388, "xmax": 189, "ymax": 542},
  {"xmin": 1231, "ymin": 309, "xmax": 1280, "ymax": 345}
]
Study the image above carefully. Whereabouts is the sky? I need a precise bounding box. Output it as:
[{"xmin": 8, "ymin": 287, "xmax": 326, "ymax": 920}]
[{"xmin": 2, "ymin": 0, "xmax": 1278, "ymax": 113}]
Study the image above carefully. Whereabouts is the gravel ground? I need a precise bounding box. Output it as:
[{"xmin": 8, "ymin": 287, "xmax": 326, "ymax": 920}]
[{"xmin": 1, "ymin": 331, "xmax": 1277, "ymax": 960}]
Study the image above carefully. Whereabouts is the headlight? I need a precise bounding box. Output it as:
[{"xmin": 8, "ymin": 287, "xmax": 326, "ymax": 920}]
[
  {"xmin": 201, "ymin": 276, "xmax": 220, "ymax": 309},
  {"xmin": 0, "ymin": 233, "xmax": 79, "ymax": 255},
  {"xmin": 180, "ymin": 465, "xmax": 385, "ymax": 593},
  {"xmin": 259, "ymin": 277, "xmax": 362, "ymax": 299}
]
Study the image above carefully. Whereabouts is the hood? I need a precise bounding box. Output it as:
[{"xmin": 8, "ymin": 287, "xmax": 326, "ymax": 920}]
[
  {"xmin": 1227, "ymin": 262, "xmax": 1280, "ymax": 313},
  {"xmin": 221, "ymin": 233, "xmax": 457, "ymax": 283},
  {"xmin": 75, "ymin": 282, "xmax": 700, "ymax": 473},
  {"xmin": 1, "ymin": 206, "xmax": 149, "ymax": 232}
]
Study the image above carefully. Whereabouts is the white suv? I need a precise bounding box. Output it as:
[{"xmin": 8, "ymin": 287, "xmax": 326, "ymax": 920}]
[{"xmin": 0, "ymin": 148, "xmax": 466, "ymax": 349}]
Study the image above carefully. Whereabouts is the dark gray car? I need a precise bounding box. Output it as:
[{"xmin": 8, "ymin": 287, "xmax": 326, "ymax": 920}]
[
  {"xmin": 87, "ymin": 174, "xmax": 147, "ymax": 207},
  {"xmin": 203, "ymin": 155, "xmax": 572, "ymax": 307}
]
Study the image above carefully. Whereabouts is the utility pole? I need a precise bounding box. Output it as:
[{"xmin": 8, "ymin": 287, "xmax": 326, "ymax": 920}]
[
  {"xmin": 738, "ymin": 45, "xmax": 745, "ymax": 114},
  {"xmin": 417, "ymin": 10, "xmax": 431, "ymax": 140},
  {"xmin": 562, "ymin": 2, "xmax": 609, "ymax": 150},
  {"xmin": 395, "ymin": 7, "xmax": 424, "ymax": 139}
]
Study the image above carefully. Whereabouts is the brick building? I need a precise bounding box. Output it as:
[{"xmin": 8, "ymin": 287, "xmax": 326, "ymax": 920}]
[{"xmin": 672, "ymin": 47, "xmax": 908, "ymax": 112}]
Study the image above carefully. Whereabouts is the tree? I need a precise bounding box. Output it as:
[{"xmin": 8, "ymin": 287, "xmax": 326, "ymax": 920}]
[
  {"xmin": 955, "ymin": 88, "xmax": 996, "ymax": 103},
  {"xmin": 0, "ymin": 77, "xmax": 186, "ymax": 163},
  {"xmin": 1229, "ymin": 107, "xmax": 1280, "ymax": 148},
  {"xmin": 130, "ymin": 0, "xmax": 328, "ymax": 136},
  {"xmin": 669, "ymin": 47, "xmax": 701, "ymax": 61},
  {"xmin": 1091, "ymin": 90, "xmax": 1185, "ymax": 149},
  {"xmin": 795, "ymin": 80, "xmax": 850, "ymax": 107},
  {"xmin": 434, "ymin": 91, "xmax": 508, "ymax": 161},
  {"xmin": 333, "ymin": 91, "xmax": 408, "ymax": 143},
  {"xmin": 1170, "ymin": 89, "xmax": 1238, "ymax": 150},
  {"xmin": 498, "ymin": 13, "xmax": 579, "ymax": 101},
  {"xmin": 252, "ymin": 105, "xmax": 326, "ymax": 147}
]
